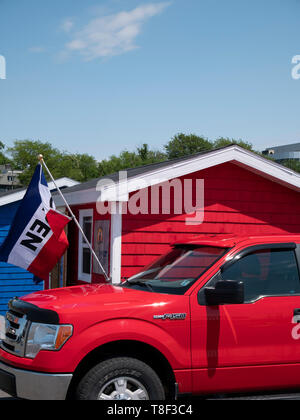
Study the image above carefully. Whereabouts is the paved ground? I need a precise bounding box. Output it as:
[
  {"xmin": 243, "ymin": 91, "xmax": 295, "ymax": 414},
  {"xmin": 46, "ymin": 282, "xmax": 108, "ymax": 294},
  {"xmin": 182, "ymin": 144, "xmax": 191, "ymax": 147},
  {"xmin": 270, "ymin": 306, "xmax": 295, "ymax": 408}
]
[{"xmin": 0, "ymin": 390, "xmax": 300, "ymax": 400}]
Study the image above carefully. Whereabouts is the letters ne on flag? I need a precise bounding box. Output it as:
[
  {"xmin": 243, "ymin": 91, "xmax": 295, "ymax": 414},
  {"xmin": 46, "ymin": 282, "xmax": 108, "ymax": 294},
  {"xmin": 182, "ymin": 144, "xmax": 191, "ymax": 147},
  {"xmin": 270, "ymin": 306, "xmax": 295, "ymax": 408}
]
[{"xmin": 0, "ymin": 164, "xmax": 71, "ymax": 281}]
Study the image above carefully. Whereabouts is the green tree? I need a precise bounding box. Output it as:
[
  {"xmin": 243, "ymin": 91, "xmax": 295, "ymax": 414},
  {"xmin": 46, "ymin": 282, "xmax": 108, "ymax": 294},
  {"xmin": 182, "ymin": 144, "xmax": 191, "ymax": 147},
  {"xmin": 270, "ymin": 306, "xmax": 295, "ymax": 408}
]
[
  {"xmin": 280, "ymin": 159, "xmax": 300, "ymax": 173},
  {"xmin": 0, "ymin": 141, "xmax": 13, "ymax": 165},
  {"xmin": 8, "ymin": 140, "xmax": 63, "ymax": 184},
  {"xmin": 137, "ymin": 144, "xmax": 150, "ymax": 161},
  {"xmin": 137, "ymin": 143, "xmax": 166, "ymax": 164},
  {"xmin": 98, "ymin": 144, "xmax": 166, "ymax": 176},
  {"xmin": 58, "ymin": 154, "xmax": 100, "ymax": 182},
  {"xmin": 8, "ymin": 140, "xmax": 100, "ymax": 185},
  {"xmin": 164, "ymin": 133, "xmax": 213, "ymax": 159},
  {"xmin": 10, "ymin": 135, "xmax": 297, "ymax": 188},
  {"xmin": 213, "ymin": 137, "xmax": 254, "ymax": 151},
  {"xmin": 98, "ymin": 151, "xmax": 143, "ymax": 176}
]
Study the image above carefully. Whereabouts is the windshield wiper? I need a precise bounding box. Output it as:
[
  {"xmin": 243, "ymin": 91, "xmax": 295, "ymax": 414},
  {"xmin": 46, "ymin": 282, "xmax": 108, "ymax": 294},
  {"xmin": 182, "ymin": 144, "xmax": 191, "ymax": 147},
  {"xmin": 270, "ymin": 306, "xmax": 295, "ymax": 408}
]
[{"xmin": 126, "ymin": 280, "xmax": 154, "ymax": 292}]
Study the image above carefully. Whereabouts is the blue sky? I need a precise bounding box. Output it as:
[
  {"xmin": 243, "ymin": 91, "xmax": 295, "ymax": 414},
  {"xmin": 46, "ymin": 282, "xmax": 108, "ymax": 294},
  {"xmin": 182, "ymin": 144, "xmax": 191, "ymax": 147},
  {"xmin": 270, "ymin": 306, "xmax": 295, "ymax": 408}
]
[{"xmin": 0, "ymin": 0, "xmax": 300, "ymax": 160}]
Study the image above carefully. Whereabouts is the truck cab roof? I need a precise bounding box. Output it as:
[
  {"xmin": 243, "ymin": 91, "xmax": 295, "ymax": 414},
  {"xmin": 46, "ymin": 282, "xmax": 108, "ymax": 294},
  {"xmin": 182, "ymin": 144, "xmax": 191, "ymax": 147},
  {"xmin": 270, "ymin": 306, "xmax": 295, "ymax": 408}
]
[{"xmin": 175, "ymin": 234, "xmax": 300, "ymax": 249}]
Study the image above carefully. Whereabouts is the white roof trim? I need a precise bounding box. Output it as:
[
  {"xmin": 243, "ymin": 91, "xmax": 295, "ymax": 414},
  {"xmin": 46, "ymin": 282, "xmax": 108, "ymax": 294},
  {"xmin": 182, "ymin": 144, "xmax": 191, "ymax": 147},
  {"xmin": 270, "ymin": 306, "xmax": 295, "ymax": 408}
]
[
  {"xmin": 0, "ymin": 177, "xmax": 80, "ymax": 207},
  {"xmin": 54, "ymin": 146, "xmax": 300, "ymax": 206}
]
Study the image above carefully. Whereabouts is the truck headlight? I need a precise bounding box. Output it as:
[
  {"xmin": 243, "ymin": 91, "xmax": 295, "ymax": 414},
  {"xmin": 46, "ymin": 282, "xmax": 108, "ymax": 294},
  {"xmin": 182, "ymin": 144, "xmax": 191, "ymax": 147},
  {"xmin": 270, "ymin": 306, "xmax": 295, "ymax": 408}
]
[{"xmin": 25, "ymin": 323, "xmax": 73, "ymax": 359}]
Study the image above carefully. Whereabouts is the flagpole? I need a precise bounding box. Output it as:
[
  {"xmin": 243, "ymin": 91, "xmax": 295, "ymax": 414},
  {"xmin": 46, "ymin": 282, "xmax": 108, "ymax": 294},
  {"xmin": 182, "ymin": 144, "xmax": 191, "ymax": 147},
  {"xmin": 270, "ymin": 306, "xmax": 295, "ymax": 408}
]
[{"xmin": 38, "ymin": 155, "xmax": 111, "ymax": 283}]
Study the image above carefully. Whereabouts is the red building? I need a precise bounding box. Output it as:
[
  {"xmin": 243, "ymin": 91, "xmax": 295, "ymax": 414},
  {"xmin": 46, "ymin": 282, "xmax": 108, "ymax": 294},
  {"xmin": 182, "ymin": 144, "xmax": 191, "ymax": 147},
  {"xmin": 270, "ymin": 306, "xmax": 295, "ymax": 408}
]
[{"xmin": 54, "ymin": 145, "xmax": 300, "ymax": 286}]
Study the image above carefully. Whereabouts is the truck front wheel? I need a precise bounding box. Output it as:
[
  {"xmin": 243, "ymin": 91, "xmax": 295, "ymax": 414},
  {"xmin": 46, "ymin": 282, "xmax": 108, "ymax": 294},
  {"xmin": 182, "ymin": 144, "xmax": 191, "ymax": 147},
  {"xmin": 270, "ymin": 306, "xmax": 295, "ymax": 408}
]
[{"xmin": 75, "ymin": 357, "xmax": 165, "ymax": 400}]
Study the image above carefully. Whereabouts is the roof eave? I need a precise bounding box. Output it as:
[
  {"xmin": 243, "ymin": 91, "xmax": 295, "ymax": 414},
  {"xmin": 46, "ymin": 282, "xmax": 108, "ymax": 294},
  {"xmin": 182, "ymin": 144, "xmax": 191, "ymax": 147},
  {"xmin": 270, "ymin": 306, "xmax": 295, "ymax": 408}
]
[
  {"xmin": 54, "ymin": 146, "xmax": 300, "ymax": 207},
  {"xmin": 0, "ymin": 178, "xmax": 80, "ymax": 207}
]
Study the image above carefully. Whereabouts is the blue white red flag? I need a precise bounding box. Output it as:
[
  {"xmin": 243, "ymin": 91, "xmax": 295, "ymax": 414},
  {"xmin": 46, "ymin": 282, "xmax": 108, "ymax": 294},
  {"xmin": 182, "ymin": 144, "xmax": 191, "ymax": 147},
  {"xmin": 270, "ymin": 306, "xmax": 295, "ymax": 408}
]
[{"xmin": 0, "ymin": 164, "xmax": 70, "ymax": 281}]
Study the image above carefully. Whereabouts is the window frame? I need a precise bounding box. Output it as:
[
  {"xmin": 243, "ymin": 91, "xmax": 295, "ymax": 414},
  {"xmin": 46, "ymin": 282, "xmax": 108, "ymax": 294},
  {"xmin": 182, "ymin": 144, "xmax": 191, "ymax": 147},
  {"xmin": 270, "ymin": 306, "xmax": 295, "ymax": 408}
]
[
  {"xmin": 78, "ymin": 209, "xmax": 94, "ymax": 283},
  {"xmin": 199, "ymin": 242, "xmax": 300, "ymax": 305},
  {"xmin": 221, "ymin": 243, "xmax": 297, "ymax": 273},
  {"xmin": 296, "ymin": 244, "xmax": 300, "ymax": 272}
]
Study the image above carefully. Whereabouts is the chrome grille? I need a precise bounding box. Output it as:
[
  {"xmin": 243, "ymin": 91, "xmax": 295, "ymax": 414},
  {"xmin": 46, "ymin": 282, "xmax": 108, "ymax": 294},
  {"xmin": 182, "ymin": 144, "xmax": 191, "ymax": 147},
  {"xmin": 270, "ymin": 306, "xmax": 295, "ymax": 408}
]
[{"xmin": 1, "ymin": 309, "xmax": 30, "ymax": 357}]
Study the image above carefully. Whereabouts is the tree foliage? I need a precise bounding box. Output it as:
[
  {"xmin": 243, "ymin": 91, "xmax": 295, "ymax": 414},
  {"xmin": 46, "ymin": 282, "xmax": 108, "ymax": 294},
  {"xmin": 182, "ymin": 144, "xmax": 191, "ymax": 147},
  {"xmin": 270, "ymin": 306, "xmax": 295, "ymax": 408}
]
[
  {"xmin": 280, "ymin": 159, "xmax": 300, "ymax": 173},
  {"xmin": 98, "ymin": 144, "xmax": 166, "ymax": 176},
  {"xmin": 164, "ymin": 133, "xmax": 255, "ymax": 160},
  {"xmin": 164, "ymin": 133, "xmax": 213, "ymax": 159},
  {"xmin": 1, "ymin": 136, "xmax": 299, "ymax": 187},
  {"xmin": 8, "ymin": 140, "xmax": 100, "ymax": 185},
  {"xmin": 0, "ymin": 141, "xmax": 13, "ymax": 166},
  {"xmin": 213, "ymin": 137, "xmax": 254, "ymax": 151}
]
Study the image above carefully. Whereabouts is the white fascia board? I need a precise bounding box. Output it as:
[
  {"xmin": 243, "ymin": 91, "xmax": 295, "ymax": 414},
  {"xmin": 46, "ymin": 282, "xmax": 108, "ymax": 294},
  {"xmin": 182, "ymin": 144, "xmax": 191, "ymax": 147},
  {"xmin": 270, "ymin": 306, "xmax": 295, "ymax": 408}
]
[
  {"xmin": 54, "ymin": 178, "xmax": 129, "ymax": 207},
  {"xmin": 0, "ymin": 190, "xmax": 27, "ymax": 206},
  {"xmin": 54, "ymin": 146, "xmax": 300, "ymax": 206},
  {"xmin": 230, "ymin": 148, "xmax": 300, "ymax": 191},
  {"xmin": 101, "ymin": 146, "xmax": 300, "ymax": 201},
  {"xmin": 0, "ymin": 178, "xmax": 80, "ymax": 207},
  {"xmin": 54, "ymin": 178, "xmax": 80, "ymax": 188},
  {"xmin": 54, "ymin": 188, "xmax": 98, "ymax": 207}
]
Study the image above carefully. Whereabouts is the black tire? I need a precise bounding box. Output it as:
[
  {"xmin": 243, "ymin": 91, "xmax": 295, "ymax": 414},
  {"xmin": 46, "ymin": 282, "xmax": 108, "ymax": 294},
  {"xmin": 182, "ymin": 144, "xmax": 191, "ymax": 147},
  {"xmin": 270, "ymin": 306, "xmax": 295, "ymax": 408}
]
[{"xmin": 75, "ymin": 357, "xmax": 165, "ymax": 400}]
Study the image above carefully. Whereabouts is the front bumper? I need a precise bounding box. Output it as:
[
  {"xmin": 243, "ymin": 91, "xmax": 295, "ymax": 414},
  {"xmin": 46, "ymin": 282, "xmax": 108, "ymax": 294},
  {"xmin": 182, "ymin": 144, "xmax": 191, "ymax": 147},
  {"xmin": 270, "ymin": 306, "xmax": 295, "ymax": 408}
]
[{"xmin": 0, "ymin": 361, "xmax": 73, "ymax": 400}]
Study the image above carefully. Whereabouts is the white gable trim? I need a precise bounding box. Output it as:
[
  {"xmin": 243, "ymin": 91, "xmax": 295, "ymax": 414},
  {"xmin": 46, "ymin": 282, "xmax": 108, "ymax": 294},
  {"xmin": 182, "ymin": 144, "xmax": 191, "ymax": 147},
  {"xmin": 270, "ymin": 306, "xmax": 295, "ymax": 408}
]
[
  {"xmin": 55, "ymin": 146, "xmax": 300, "ymax": 206},
  {"xmin": 0, "ymin": 178, "xmax": 80, "ymax": 207}
]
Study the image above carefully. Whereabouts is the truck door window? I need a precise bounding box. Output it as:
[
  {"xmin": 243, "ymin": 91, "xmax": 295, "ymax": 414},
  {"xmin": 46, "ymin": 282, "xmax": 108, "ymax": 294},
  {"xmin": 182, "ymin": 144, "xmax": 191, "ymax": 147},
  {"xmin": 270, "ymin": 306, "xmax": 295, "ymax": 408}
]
[{"xmin": 221, "ymin": 249, "xmax": 300, "ymax": 303}]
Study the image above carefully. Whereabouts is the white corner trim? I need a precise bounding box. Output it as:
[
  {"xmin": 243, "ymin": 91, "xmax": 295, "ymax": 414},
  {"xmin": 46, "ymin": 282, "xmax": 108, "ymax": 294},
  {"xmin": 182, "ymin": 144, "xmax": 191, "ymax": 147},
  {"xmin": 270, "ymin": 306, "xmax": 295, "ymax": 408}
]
[{"xmin": 110, "ymin": 202, "xmax": 122, "ymax": 285}]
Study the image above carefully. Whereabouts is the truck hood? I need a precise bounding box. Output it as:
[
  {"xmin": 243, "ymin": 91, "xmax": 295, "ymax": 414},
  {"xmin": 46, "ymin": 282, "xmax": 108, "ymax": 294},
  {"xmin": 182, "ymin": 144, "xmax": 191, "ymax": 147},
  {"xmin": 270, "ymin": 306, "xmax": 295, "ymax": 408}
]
[{"xmin": 21, "ymin": 283, "xmax": 186, "ymax": 325}]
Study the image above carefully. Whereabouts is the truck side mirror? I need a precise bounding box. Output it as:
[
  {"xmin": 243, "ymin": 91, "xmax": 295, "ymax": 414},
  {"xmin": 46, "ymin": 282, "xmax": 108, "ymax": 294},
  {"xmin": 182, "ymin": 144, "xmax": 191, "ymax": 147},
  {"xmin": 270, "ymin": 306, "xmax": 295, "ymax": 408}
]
[{"xmin": 204, "ymin": 280, "xmax": 244, "ymax": 306}]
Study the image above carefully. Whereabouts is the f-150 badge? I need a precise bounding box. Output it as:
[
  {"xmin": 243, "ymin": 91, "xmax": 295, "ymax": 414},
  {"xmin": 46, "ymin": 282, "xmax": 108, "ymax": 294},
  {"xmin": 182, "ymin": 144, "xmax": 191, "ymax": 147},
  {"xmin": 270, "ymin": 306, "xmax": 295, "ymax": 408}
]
[{"xmin": 153, "ymin": 313, "xmax": 187, "ymax": 320}]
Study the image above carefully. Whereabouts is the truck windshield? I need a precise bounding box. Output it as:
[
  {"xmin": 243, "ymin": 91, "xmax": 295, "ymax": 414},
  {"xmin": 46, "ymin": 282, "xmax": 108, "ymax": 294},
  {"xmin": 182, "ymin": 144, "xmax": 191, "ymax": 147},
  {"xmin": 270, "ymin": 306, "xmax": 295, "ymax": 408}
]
[{"xmin": 124, "ymin": 246, "xmax": 228, "ymax": 295}]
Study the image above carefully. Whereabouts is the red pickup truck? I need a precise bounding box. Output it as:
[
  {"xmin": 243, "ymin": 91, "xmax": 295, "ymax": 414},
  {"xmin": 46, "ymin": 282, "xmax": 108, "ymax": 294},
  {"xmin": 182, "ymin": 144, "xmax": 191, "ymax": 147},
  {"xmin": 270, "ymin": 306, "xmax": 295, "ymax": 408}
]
[{"xmin": 1, "ymin": 234, "xmax": 300, "ymax": 400}]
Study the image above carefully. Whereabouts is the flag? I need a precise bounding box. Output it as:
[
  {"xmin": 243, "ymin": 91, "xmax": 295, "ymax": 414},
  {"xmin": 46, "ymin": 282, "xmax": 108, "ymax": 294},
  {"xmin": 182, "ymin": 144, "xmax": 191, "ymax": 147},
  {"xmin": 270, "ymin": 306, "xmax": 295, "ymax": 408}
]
[{"xmin": 0, "ymin": 164, "xmax": 70, "ymax": 281}]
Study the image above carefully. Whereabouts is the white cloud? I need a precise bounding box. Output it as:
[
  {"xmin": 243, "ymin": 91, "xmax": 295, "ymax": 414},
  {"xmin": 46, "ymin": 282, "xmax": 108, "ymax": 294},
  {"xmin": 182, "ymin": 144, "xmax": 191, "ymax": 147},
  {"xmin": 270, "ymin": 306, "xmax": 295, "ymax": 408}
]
[
  {"xmin": 61, "ymin": 18, "xmax": 75, "ymax": 33},
  {"xmin": 64, "ymin": 2, "xmax": 171, "ymax": 60}
]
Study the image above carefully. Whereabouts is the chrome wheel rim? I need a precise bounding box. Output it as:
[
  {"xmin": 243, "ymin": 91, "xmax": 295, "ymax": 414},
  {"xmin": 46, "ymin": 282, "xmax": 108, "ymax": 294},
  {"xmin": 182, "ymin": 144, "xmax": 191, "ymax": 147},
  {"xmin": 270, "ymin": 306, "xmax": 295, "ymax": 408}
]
[{"xmin": 98, "ymin": 376, "xmax": 149, "ymax": 400}]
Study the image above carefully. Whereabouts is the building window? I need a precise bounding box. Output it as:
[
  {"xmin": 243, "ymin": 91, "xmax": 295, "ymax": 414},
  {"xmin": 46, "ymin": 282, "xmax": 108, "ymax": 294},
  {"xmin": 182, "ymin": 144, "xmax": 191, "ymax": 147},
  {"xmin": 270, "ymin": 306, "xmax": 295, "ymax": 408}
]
[{"xmin": 78, "ymin": 209, "xmax": 93, "ymax": 282}]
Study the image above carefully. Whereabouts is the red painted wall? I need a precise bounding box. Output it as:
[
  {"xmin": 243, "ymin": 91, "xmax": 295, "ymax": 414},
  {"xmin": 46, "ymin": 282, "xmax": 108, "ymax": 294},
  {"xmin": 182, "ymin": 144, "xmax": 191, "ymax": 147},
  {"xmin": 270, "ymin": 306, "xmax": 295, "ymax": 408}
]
[
  {"xmin": 121, "ymin": 163, "xmax": 300, "ymax": 280},
  {"xmin": 67, "ymin": 162, "xmax": 300, "ymax": 285}
]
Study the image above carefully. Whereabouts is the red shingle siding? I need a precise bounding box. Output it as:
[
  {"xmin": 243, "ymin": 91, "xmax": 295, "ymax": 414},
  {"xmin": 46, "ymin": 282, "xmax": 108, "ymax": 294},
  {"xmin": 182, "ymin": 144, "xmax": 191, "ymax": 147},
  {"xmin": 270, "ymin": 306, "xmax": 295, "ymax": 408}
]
[{"xmin": 121, "ymin": 162, "xmax": 300, "ymax": 279}]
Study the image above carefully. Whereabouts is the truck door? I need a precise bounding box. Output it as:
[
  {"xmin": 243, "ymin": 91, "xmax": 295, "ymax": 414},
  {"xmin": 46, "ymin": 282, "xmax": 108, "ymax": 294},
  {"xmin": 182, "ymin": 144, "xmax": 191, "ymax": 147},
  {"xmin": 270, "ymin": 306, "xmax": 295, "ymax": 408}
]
[{"xmin": 190, "ymin": 243, "xmax": 300, "ymax": 395}]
